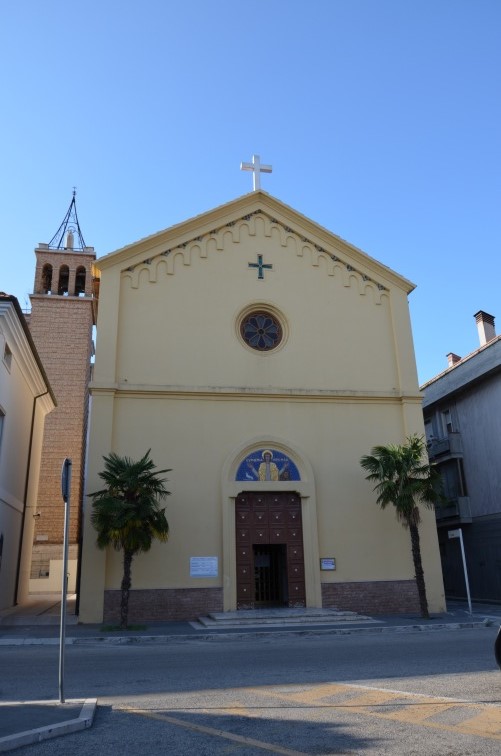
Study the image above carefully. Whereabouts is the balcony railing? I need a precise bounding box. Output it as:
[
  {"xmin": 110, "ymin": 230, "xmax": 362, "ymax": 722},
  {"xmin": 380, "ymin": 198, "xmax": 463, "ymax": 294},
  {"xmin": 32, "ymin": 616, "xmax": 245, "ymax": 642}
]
[
  {"xmin": 435, "ymin": 496, "xmax": 472, "ymax": 523},
  {"xmin": 427, "ymin": 432, "xmax": 463, "ymax": 460}
]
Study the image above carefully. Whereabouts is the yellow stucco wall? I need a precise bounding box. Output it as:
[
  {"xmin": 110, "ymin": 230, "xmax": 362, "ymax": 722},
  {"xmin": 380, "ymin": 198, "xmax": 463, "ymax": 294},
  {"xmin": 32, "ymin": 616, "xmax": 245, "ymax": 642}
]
[{"xmin": 79, "ymin": 192, "xmax": 444, "ymax": 622}]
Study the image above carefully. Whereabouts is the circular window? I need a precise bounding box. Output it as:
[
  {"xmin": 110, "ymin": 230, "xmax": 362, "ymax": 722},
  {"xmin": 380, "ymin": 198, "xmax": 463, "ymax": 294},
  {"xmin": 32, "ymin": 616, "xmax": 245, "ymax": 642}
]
[{"xmin": 240, "ymin": 310, "xmax": 283, "ymax": 351}]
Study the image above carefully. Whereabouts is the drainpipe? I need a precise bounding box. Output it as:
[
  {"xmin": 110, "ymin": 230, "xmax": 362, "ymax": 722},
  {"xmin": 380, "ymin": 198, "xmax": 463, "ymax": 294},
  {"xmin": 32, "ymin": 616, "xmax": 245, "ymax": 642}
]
[
  {"xmin": 75, "ymin": 379, "xmax": 92, "ymax": 616},
  {"xmin": 14, "ymin": 389, "xmax": 49, "ymax": 605}
]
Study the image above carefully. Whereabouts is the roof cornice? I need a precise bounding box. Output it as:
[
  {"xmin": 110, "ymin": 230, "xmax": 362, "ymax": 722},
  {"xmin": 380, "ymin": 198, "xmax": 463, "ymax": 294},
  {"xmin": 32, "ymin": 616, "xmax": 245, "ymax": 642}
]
[
  {"xmin": 0, "ymin": 294, "xmax": 56, "ymax": 406},
  {"xmin": 95, "ymin": 192, "xmax": 415, "ymax": 294}
]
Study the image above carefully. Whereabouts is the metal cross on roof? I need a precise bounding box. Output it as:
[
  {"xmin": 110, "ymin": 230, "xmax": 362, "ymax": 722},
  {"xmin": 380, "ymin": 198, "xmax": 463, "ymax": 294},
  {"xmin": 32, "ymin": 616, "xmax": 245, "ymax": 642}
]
[{"xmin": 240, "ymin": 154, "xmax": 272, "ymax": 191}]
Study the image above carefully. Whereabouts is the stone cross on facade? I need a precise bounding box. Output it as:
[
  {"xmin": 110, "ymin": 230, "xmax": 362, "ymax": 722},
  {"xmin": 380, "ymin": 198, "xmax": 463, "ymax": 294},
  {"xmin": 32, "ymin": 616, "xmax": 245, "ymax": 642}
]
[{"xmin": 240, "ymin": 154, "xmax": 272, "ymax": 191}]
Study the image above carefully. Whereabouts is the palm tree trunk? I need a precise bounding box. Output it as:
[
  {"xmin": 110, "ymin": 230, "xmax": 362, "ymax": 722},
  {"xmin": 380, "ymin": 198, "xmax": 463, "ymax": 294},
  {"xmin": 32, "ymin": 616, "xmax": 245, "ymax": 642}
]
[
  {"xmin": 120, "ymin": 550, "xmax": 133, "ymax": 629},
  {"xmin": 409, "ymin": 522, "xmax": 429, "ymax": 619}
]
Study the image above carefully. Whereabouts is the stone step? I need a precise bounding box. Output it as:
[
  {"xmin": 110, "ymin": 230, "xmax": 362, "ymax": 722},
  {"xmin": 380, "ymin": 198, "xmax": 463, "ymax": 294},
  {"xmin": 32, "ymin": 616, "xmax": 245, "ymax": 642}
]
[{"xmin": 195, "ymin": 607, "xmax": 376, "ymax": 628}]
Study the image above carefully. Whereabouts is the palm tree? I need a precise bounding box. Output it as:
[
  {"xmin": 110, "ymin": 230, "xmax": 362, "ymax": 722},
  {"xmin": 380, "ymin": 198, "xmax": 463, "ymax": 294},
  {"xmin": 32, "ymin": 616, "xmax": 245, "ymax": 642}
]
[
  {"xmin": 360, "ymin": 435, "xmax": 442, "ymax": 619},
  {"xmin": 89, "ymin": 450, "xmax": 170, "ymax": 629}
]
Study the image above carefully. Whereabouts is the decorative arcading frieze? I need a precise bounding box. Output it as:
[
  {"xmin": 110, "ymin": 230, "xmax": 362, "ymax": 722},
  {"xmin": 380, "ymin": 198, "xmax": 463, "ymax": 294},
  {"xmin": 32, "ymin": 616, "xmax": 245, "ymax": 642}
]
[{"xmin": 122, "ymin": 211, "xmax": 389, "ymax": 303}]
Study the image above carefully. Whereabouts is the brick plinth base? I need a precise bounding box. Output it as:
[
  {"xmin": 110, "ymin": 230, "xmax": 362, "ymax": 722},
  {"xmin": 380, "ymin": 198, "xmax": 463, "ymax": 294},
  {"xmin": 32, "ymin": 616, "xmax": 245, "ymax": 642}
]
[
  {"xmin": 103, "ymin": 588, "xmax": 224, "ymax": 622},
  {"xmin": 322, "ymin": 580, "xmax": 420, "ymax": 614}
]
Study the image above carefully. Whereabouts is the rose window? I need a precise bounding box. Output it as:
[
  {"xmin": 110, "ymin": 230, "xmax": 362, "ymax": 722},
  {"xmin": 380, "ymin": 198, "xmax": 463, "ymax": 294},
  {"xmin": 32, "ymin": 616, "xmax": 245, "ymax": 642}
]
[{"xmin": 240, "ymin": 311, "xmax": 283, "ymax": 351}]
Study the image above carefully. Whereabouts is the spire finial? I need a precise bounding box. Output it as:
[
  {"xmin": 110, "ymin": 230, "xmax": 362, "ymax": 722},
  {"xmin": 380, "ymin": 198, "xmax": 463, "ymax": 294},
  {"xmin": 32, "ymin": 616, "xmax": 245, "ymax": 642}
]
[{"xmin": 48, "ymin": 190, "xmax": 87, "ymax": 250}]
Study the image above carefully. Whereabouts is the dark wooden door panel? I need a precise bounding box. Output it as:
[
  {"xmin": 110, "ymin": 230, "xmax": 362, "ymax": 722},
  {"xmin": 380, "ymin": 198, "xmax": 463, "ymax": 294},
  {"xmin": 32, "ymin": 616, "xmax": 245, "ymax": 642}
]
[
  {"xmin": 237, "ymin": 545, "xmax": 252, "ymax": 562},
  {"xmin": 236, "ymin": 527, "xmax": 251, "ymax": 544},
  {"xmin": 236, "ymin": 509, "xmax": 251, "ymax": 524},
  {"xmin": 288, "ymin": 562, "xmax": 304, "ymax": 580},
  {"xmin": 288, "ymin": 544, "xmax": 304, "ymax": 562},
  {"xmin": 251, "ymin": 527, "xmax": 269, "ymax": 543},
  {"xmin": 252, "ymin": 510, "xmax": 268, "ymax": 526},
  {"xmin": 237, "ymin": 564, "xmax": 252, "ymax": 581},
  {"xmin": 269, "ymin": 527, "xmax": 287, "ymax": 543},
  {"xmin": 237, "ymin": 584, "xmax": 253, "ymax": 606},
  {"xmin": 287, "ymin": 526, "xmax": 302, "ymax": 542},
  {"xmin": 289, "ymin": 581, "xmax": 306, "ymax": 606},
  {"xmin": 236, "ymin": 491, "xmax": 306, "ymax": 608},
  {"xmin": 269, "ymin": 510, "xmax": 285, "ymax": 524}
]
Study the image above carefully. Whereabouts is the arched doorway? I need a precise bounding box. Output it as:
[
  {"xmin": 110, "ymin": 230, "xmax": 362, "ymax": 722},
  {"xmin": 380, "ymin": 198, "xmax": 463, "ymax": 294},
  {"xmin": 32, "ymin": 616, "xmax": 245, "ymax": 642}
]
[
  {"xmin": 221, "ymin": 437, "xmax": 321, "ymax": 612},
  {"xmin": 235, "ymin": 491, "xmax": 305, "ymax": 609}
]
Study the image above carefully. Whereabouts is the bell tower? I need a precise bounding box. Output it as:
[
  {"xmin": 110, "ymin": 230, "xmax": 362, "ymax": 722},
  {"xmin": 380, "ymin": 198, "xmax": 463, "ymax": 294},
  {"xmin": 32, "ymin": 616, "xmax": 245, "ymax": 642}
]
[{"xmin": 27, "ymin": 192, "xmax": 97, "ymax": 601}]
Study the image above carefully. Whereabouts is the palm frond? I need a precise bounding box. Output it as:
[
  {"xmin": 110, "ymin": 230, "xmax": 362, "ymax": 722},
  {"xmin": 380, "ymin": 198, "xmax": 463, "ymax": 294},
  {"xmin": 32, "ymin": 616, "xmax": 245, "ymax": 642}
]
[
  {"xmin": 89, "ymin": 449, "xmax": 171, "ymax": 555},
  {"xmin": 360, "ymin": 435, "xmax": 442, "ymax": 522}
]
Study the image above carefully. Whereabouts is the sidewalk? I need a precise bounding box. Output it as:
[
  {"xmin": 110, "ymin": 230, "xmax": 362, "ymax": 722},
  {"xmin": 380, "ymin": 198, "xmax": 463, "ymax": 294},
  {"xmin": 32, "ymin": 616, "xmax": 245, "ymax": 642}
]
[
  {"xmin": 0, "ymin": 596, "xmax": 499, "ymax": 752},
  {"xmin": 1, "ymin": 596, "xmax": 500, "ymax": 645},
  {"xmin": 0, "ymin": 699, "xmax": 96, "ymax": 753}
]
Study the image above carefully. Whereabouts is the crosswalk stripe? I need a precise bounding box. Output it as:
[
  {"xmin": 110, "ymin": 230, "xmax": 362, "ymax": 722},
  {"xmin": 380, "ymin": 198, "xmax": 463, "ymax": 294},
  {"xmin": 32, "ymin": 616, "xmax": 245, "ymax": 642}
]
[
  {"xmin": 118, "ymin": 682, "xmax": 501, "ymax": 746},
  {"xmin": 257, "ymin": 682, "xmax": 347, "ymax": 705},
  {"xmin": 382, "ymin": 700, "xmax": 463, "ymax": 723},
  {"xmin": 239, "ymin": 682, "xmax": 501, "ymax": 740},
  {"xmin": 456, "ymin": 708, "xmax": 501, "ymax": 738}
]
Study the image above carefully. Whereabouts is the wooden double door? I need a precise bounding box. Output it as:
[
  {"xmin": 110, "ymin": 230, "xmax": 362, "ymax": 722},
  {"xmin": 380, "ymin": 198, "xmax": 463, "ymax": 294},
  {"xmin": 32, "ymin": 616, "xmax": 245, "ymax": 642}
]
[{"xmin": 236, "ymin": 492, "xmax": 306, "ymax": 609}]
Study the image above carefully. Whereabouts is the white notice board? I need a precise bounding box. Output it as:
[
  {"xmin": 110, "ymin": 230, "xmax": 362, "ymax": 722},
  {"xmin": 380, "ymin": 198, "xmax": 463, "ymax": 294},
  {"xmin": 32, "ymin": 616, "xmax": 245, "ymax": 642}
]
[{"xmin": 190, "ymin": 557, "xmax": 218, "ymax": 578}]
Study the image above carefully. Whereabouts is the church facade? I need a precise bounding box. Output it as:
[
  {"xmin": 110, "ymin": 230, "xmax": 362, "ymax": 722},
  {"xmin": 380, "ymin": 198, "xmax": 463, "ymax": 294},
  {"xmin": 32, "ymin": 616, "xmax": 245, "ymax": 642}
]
[{"xmin": 79, "ymin": 191, "xmax": 445, "ymax": 623}]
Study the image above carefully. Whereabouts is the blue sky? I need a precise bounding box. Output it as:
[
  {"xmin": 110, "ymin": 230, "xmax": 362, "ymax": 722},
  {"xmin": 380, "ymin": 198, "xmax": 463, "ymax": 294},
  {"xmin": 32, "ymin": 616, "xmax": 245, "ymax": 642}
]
[{"xmin": 1, "ymin": 1, "xmax": 499, "ymax": 383}]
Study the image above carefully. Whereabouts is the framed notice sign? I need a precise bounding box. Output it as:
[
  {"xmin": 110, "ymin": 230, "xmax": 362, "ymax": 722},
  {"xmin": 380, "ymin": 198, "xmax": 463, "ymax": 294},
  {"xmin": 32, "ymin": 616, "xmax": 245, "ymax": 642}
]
[
  {"xmin": 320, "ymin": 558, "xmax": 336, "ymax": 571},
  {"xmin": 190, "ymin": 557, "xmax": 218, "ymax": 578}
]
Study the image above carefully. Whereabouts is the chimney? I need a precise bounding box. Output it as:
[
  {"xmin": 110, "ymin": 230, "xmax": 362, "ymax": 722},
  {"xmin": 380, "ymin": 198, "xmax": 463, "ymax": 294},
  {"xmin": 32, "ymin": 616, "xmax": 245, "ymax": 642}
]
[
  {"xmin": 474, "ymin": 311, "xmax": 496, "ymax": 346},
  {"xmin": 447, "ymin": 352, "xmax": 461, "ymax": 367}
]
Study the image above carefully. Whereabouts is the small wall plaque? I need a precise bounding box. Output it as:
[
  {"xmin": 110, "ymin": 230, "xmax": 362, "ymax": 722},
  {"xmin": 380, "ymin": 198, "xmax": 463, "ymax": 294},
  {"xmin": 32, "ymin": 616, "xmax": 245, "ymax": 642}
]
[
  {"xmin": 320, "ymin": 558, "xmax": 336, "ymax": 571},
  {"xmin": 190, "ymin": 556, "xmax": 218, "ymax": 578}
]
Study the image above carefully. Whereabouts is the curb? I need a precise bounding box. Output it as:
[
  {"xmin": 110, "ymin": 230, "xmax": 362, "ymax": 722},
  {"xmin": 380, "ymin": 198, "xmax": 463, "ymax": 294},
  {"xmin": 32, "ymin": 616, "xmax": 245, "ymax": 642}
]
[
  {"xmin": 0, "ymin": 698, "xmax": 96, "ymax": 753},
  {"xmin": 0, "ymin": 619, "xmax": 490, "ymax": 646}
]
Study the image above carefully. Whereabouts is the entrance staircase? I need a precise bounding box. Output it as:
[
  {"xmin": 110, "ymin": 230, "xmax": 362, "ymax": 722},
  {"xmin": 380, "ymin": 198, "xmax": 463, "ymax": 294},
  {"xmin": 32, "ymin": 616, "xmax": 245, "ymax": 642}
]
[{"xmin": 192, "ymin": 607, "xmax": 379, "ymax": 630}]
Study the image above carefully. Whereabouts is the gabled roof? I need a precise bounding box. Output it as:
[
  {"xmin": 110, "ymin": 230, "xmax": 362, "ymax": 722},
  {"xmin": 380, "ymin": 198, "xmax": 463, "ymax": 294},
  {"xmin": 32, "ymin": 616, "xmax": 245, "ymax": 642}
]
[
  {"xmin": 421, "ymin": 334, "xmax": 501, "ymax": 406},
  {"xmin": 95, "ymin": 191, "xmax": 415, "ymax": 294}
]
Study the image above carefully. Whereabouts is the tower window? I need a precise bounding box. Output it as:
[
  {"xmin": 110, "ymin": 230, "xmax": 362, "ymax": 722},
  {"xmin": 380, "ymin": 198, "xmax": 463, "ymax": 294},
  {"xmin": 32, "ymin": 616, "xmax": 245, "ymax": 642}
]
[
  {"xmin": 41, "ymin": 264, "xmax": 53, "ymax": 294},
  {"xmin": 75, "ymin": 266, "xmax": 86, "ymax": 296},
  {"xmin": 58, "ymin": 265, "xmax": 69, "ymax": 295}
]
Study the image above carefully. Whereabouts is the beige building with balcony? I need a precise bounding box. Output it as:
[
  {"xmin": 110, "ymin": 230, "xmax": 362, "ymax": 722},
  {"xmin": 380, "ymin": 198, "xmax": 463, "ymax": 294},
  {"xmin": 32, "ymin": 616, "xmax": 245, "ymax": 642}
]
[{"xmin": 79, "ymin": 191, "xmax": 445, "ymax": 623}]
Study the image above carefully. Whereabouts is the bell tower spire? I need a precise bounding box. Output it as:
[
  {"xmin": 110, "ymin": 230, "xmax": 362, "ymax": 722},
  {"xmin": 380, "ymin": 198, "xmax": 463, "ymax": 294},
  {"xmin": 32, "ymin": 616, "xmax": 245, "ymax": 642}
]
[
  {"xmin": 47, "ymin": 189, "xmax": 87, "ymax": 251},
  {"xmin": 32, "ymin": 191, "xmax": 96, "ymax": 299}
]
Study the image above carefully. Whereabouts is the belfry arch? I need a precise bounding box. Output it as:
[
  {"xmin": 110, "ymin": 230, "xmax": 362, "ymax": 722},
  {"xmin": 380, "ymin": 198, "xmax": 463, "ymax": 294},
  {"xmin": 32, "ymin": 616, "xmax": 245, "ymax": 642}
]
[
  {"xmin": 75, "ymin": 265, "xmax": 86, "ymax": 296},
  {"xmin": 57, "ymin": 264, "xmax": 70, "ymax": 295},
  {"xmin": 221, "ymin": 438, "xmax": 321, "ymax": 611},
  {"xmin": 41, "ymin": 263, "xmax": 53, "ymax": 294}
]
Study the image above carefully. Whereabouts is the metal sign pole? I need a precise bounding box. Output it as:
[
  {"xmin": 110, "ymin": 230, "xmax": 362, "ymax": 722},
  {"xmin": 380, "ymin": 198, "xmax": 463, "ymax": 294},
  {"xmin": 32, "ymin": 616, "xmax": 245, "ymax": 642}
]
[
  {"xmin": 448, "ymin": 528, "xmax": 472, "ymax": 615},
  {"xmin": 59, "ymin": 458, "xmax": 72, "ymax": 704},
  {"xmin": 457, "ymin": 529, "xmax": 472, "ymax": 615}
]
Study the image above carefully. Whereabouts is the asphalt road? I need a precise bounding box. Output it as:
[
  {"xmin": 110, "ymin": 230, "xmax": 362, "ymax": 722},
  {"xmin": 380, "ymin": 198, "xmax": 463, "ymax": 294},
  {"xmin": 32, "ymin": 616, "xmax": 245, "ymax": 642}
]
[{"xmin": 1, "ymin": 626, "xmax": 500, "ymax": 755}]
